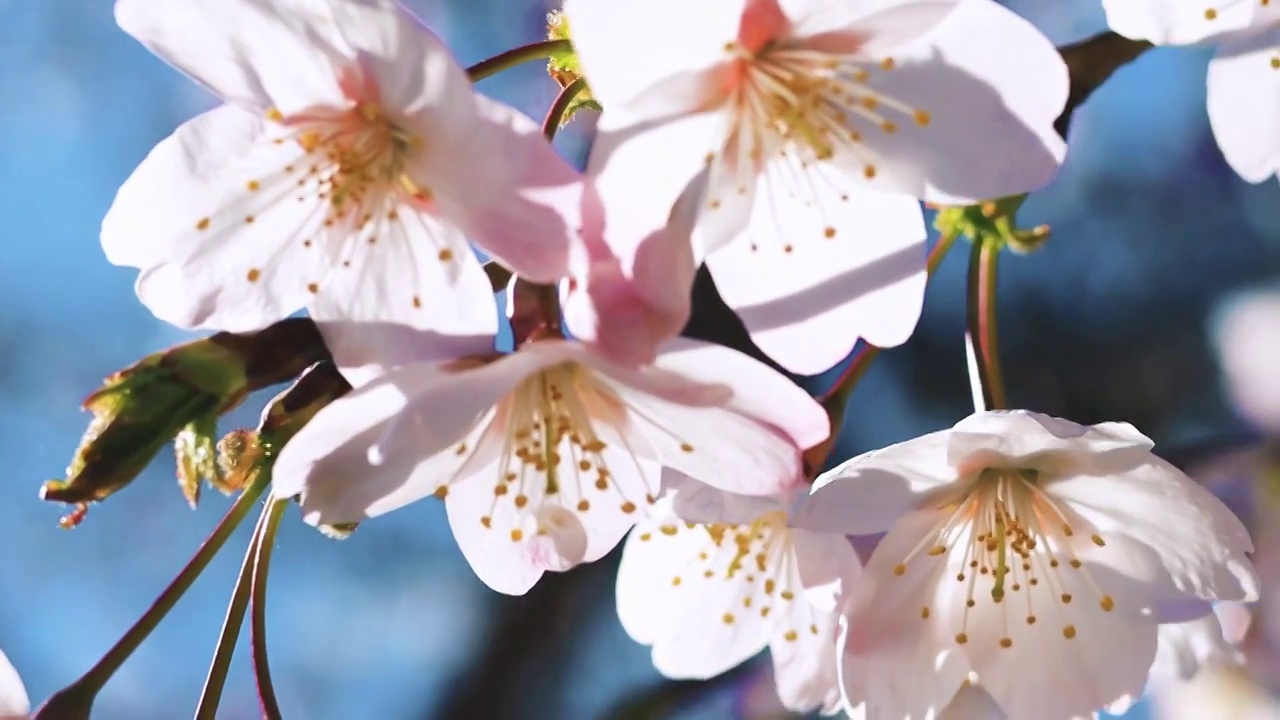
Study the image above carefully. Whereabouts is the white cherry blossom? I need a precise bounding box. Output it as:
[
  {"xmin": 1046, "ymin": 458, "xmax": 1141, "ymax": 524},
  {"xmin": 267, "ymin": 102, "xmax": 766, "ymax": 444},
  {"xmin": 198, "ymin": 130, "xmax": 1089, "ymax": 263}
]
[
  {"xmin": 616, "ymin": 478, "xmax": 858, "ymax": 713},
  {"xmin": 563, "ymin": 0, "xmax": 1067, "ymax": 373},
  {"xmin": 103, "ymin": 0, "xmax": 580, "ymax": 347},
  {"xmin": 791, "ymin": 409, "xmax": 1259, "ymax": 719},
  {"xmin": 1102, "ymin": 0, "xmax": 1280, "ymax": 183},
  {"xmin": 1214, "ymin": 287, "xmax": 1280, "ymax": 433},
  {"xmin": 0, "ymin": 649, "xmax": 28, "ymax": 720},
  {"xmin": 272, "ymin": 338, "xmax": 828, "ymax": 595}
]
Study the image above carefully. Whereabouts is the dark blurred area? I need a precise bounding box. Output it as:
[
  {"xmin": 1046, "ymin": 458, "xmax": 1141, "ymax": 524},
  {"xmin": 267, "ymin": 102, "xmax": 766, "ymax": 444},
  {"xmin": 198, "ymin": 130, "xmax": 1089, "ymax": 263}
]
[{"xmin": 0, "ymin": 1, "xmax": 1277, "ymax": 719}]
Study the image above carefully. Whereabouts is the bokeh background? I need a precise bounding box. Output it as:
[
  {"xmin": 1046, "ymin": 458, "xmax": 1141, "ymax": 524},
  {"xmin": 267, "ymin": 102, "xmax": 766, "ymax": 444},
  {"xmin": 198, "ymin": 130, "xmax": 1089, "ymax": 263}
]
[{"xmin": 1, "ymin": 0, "xmax": 1278, "ymax": 718}]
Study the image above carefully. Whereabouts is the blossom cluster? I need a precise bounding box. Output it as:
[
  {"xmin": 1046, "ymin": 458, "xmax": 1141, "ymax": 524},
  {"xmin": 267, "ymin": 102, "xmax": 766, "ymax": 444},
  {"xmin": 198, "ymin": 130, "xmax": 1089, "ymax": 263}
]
[{"xmin": 16, "ymin": 0, "xmax": 1276, "ymax": 718}]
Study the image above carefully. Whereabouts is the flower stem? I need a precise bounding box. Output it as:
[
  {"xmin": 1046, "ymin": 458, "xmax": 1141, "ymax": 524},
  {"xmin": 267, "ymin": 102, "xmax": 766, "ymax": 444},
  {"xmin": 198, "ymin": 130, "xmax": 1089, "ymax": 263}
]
[
  {"xmin": 32, "ymin": 474, "xmax": 272, "ymax": 719},
  {"xmin": 251, "ymin": 496, "xmax": 289, "ymax": 720},
  {"xmin": 542, "ymin": 77, "xmax": 588, "ymax": 139},
  {"xmin": 965, "ymin": 236, "xmax": 1006, "ymax": 410},
  {"xmin": 466, "ymin": 39, "xmax": 572, "ymax": 82},
  {"xmin": 193, "ymin": 505, "xmax": 270, "ymax": 720}
]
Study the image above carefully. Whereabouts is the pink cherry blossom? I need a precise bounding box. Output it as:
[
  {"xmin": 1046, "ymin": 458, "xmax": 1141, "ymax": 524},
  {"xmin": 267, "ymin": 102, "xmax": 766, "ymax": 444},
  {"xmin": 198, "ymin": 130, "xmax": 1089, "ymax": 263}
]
[
  {"xmin": 103, "ymin": 0, "xmax": 580, "ymax": 351},
  {"xmin": 563, "ymin": 0, "xmax": 1068, "ymax": 373},
  {"xmin": 792, "ymin": 409, "xmax": 1259, "ymax": 719},
  {"xmin": 272, "ymin": 337, "xmax": 828, "ymax": 595}
]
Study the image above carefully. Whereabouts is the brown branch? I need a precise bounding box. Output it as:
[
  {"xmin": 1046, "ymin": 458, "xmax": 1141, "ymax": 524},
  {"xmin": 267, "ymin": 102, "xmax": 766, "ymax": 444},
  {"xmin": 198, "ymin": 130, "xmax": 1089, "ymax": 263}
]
[{"xmin": 1055, "ymin": 31, "xmax": 1153, "ymax": 136}]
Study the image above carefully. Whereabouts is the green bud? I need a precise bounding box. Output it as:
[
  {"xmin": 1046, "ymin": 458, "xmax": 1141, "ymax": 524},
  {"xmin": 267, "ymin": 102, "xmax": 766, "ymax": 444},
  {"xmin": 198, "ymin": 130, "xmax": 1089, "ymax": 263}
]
[
  {"xmin": 41, "ymin": 319, "xmax": 329, "ymax": 519},
  {"xmin": 932, "ymin": 194, "xmax": 1051, "ymax": 255},
  {"xmin": 545, "ymin": 10, "xmax": 602, "ymax": 125}
]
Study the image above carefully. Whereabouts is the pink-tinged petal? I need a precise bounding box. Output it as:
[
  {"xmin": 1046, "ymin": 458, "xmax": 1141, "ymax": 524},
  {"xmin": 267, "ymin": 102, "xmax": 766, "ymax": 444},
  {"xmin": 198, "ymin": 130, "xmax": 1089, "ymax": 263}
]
[
  {"xmin": 1047, "ymin": 453, "xmax": 1260, "ymax": 604},
  {"xmin": 324, "ymin": 0, "xmax": 472, "ymax": 116},
  {"xmin": 1149, "ymin": 610, "xmax": 1243, "ymax": 688},
  {"xmin": 710, "ymin": 169, "xmax": 927, "ymax": 375},
  {"xmin": 1103, "ymin": 0, "xmax": 1279, "ymax": 45},
  {"xmin": 840, "ymin": 509, "xmax": 968, "ymax": 719},
  {"xmin": 114, "ymin": 0, "xmax": 349, "ymax": 113},
  {"xmin": 937, "ymin": 685, "xmax": 1002, "ymax": 719},
  {"xmin": 1208, "ymin": 30, "xmax": 1280, "ymax": 184},
  {"xmin": 947, "ymin": 409, "xmax": 1155, "ymax": 472},
  {"xmin": 306, "ymin": 208, "xmax": 499, "ymax": 386},
  {"xmin": 413, "ymin": 94, "xmax": 582, "ymax": 284},
  {"xmin": 588, "ymin": 108, "xmax": 729, "ymax": 276},
  {"xmin": 562, "ymin": 184, "xmax": 697, "ymax": 367},
  {"xmin": 0, "ymin": 649, "xmax": 29, "ymax": 719},
  {"xmin": 794, "ymin": 429, "xmax": 955, "ymax": 536},
  {"xmin": 565, "ymin": 0, "xmax": 743, "ymax": 115},
  {"xmin": 839, "ymin": 0, "xmax": 1068, "ymax": 204},
  {"xmin": 787, "ymin": 0, "xmax": 958, "ymax": 52},
  {"xmin": 103, "ymin": 105, "xmax": 330, "ymax": 332},
  {"xmin": 643, "ymin": 338, "xmax": 830, "ymax": 450}
]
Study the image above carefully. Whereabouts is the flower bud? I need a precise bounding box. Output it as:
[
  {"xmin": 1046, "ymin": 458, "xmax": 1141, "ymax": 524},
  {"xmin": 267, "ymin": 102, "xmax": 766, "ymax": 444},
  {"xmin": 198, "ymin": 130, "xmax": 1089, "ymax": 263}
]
[{"xmin": 40, "ymin": 319, "xmax": 329, "ymax": 516}]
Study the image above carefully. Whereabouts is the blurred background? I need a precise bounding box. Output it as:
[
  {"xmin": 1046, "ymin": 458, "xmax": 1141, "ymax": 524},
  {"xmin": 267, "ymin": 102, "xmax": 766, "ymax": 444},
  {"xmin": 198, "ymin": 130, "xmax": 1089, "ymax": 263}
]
[{"xmin": 0, "ymin": 0, "xmax": 1277, "ymax": 718}]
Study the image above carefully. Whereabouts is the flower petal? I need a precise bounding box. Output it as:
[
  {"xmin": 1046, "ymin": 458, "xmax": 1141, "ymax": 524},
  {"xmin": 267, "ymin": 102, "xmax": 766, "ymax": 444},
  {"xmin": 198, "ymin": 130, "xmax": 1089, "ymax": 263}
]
[
  {"xmin": 306, "ymin": 207, "xmax": 499, "ymax": 386},
  {"xmin": 768, "ymin": 594, "xmax": 843, "ymax": 713},
  {"xmin": 114, "ymin": 0, "xmax": 349, "ymax": 113},
  {"xmin": 1047, "ymin": 452, "xmax": 1260, "ymax": 604},
  {"xmin": 1102, "ymin": 0, "xmax": 1278, "ymax": 44},
  {"xmin": 615, "ymin": 506, "xmax": 772, "ymax": 678},
  {"xmin": 837, "ymin": 0, "xmax": 1068, "ymax": 204},
  {"xmin": 1207, "ymin": 30, "xmax": 1280, "ymax": 184},
  {"xmin": 794, "ymin": 429, "xmax": 956, "ymax": 536},
  {"xmin": 665, "ymin": 473, "xmax": 788, "ymax": 525},
  {"xmin": 840, "ymin": 509, "xmax": 969, "ymax": 719},
  {"xmin": 709, "ymin": 167, "xmax": 927, "ymax": 375},
  {"xmin": 102, "ymin": 104, "xmax": 330, "ymax": 332},
  {"xmin": 791, "ymin": 527, "xmax": 863, "ymax": 614},
  {"xmin": 786, "ymin": 0, "xmax": 959, "ymax": 53},
  {"xmin": 1214, "ymin": 288, "xmax": 1280, "ymax": 433},
  {"xmin": 0, "ymin": 649, "xmax": 28, "ymax": 719},
  {"xmin": 412, "ymin": 94, "xmax": 582, "ymax": 284},
  {"xmin": 565, "ymin": 0, "xmax": 743, "ymax": 115},
  {"xmin": 947, "ymin": 409, "xmax": 1155, "ymax": 473},
  {"xmin": 642, "ymin": 337, "xmax": 831, "ymax": 450},
  {"xmin": 1149, "ymin": 610, "xmax": 1243, "ymax": 688}
]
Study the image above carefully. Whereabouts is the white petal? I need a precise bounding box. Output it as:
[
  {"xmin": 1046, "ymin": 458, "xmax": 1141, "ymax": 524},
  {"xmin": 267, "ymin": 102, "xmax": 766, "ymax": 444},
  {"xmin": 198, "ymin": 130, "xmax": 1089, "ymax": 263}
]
[
  {"xmin": 938, "ymin": 685, "xmax": 1003, "ymax": 719},
  {"xmin": 787, "ymin": 0, "xmax": 960, "ymax": 53},
  {"xmin": 791, "ymin": 528, "xmax": 863, "ymax": 614},
  {"xmin": 102, "ymin": 105, "xmax": 328, "ymax": 332},
  {"xmin": 842, "ymin": 0, "xmax": 1068, "ymax": 204},
  {"xmin": 1047, "ymin": 454, "xmax": 1259, "ymax": 604},
  {"xmin": 565, "ymin": 0, "xmax": 742, "ymax": 115},
  {"xmin": 938, "ymin": 529, "xmax": 1156, "ymax": 719},
  {"xmin": 306, "ymin": 206, "xmax": 499, "ymax": 386},
  {"xmin": 615, "ymin": 506, "xmax": 772, "ymax": 678},
  {"xmin": 947, "ymin": 409, "xmax": 1155, "ymax": 472},
  {"xmin": 114, "ymin": 0, "xmax": 349, "ymax": 113},
  {"xmin": 769, "ymin": 595, "xmax": 843, "ymax": 713},
  {"xmin": 1102, "ymin": 0, "xmax": 1278, "ymax": 45},
  {"xmin": 794, "ymin": 429, "xmax": 955, "ymax": 536},
  {"xmin": 1213, "ymin": 288, "xmax": 1280, "ymax": 432},
  {"xmin": 418, "ymin": 95, "xmax": 583, "ymax": 284},
  {"xmin": 0, "ymin": 649, "xmax": 28, "ymax": 719},
  {"xmin": 710, "ymin": 166, "xmax": 927, "ymax": 375},
  {"xmin": 841, "ymin": 509, "xmax": 969, "ymax": 719},
  {"xmin": 640, "ymin": 338, "xmax": 830, "ymax": 449},
  {"xmin": 665, "ymin": 473, "xmax": 788, "ymax": 525},
  {"xmin": 1208, "ymin": 30, "xmax": 1280, "ymax": 184},
  {"xmin": 1149, "ymin": 610, "xmax": 1243, "ymax": 688}
]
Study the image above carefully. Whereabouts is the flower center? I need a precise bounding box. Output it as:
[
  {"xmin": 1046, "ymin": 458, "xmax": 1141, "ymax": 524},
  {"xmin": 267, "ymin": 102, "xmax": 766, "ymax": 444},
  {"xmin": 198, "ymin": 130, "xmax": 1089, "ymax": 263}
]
[
  {"xmin": 644, "ymin": 511, "xmax": 822, "ymax": 639},
  {"xmin": 725, "ymin": 39, "xmax": 929, "ymax": 180},
  {"xmin": 892, "ymin": 468, "xmax": 1116, "ymax": 648},
  {"xmin": 453, "ymin": 362, "xmax": 652, "ymax": 541}
]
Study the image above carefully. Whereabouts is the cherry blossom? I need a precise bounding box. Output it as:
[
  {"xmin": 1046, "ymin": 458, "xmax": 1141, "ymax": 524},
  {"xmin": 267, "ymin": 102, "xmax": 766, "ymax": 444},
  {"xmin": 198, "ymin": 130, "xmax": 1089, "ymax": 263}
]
[
  {"xmin": 563, "ymin": 0, "xmax": 1068, "ymax": 373},
  {"xmin": 616, "ymin": 479, "xmax": 858, "ymax": 713},
  {"xmin": 1102, "ymin": 0, "xmax": 1280, "ymax": 183},
  {"xmin": 0, "ymin": 649, "xmax": 28, "ymax": 720},
  {"xmin": 272, "ymin": 337, "xmax": 828, "ymax": 595},
  {"xmin": 791, "ymin": 409, "xmax": 1259, "ymax": 719},
  {"xmin": 102, "ymin": 0, "xmax": 580, "ymax": 347},
  {"xmin": 1214, "ymin": 287, "xmax": 1280, "ymax": 434}
]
